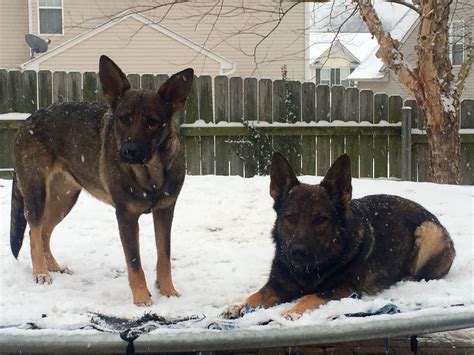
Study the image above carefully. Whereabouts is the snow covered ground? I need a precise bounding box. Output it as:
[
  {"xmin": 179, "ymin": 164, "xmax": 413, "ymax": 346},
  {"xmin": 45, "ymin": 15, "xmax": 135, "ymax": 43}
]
[{"xmin": 0, "ymin": 176, "xmax": 473, "ymax": 336}]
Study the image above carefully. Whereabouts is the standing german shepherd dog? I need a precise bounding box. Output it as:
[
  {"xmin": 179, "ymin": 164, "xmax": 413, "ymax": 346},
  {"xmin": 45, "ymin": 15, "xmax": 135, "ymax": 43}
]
[
  {"xmin": 225, "ymin": 153, "xmax": 455, "ymax": 319},
  {"xmin": 10, "ymin": 56, "xmax": 193, "ymax": 306}
]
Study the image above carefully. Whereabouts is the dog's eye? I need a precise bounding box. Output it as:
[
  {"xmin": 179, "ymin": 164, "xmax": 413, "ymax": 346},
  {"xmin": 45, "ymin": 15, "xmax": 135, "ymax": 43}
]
[
  {"xmin": 120, "ymin": 116, "xmax": 133, "ymax": 125},
  {"xmin": 145, "ymin": 117, "xmax": 160, "ymax": 128},
  {"xmin": 313, "ymin": 216, "xmax": 327, "ymax": 225},
  {"xmin": 285, "ymin": 214, "xmax": 297, "ymax": 224}
]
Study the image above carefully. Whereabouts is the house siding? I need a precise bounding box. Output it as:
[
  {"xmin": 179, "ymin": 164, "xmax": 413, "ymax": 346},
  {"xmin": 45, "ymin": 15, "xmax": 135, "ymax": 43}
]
[
  {"xmin": 38, "ymin": 17, "xmax": 222, "ymax": 74},
  {"xmin": 27, "ymin": 0, "xmax": 305, "ymax": 79},
  {"xmin": 0, "ymin": 0, "xmax": 29, "ymax": 69}
]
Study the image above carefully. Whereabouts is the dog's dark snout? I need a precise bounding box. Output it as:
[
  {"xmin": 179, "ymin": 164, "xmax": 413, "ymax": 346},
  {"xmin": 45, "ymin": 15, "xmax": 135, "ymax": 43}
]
[
  {"xmin": 120, "ymin": 141, "xmax": 148, "ymax": 164},
  {"xmin": 289, "ymin": 242, "xmax": 310, "ymax": 261}
]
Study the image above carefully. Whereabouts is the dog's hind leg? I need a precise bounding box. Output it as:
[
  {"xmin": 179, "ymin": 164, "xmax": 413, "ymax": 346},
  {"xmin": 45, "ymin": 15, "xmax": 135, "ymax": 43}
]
[
  {"xmin": 41, "ymin": 172, "xmax": 81, "ymax": 273},
  {"xmin": 21, "ymin": 176, "xmax": 51, "ymax": 284},
  {"xmin": 411, "ymin": 221, "xmax": 455, "ymax": 280},
  {"xmin": 153, "ymin": 203, "xmax": 180, "ymax": 297}
]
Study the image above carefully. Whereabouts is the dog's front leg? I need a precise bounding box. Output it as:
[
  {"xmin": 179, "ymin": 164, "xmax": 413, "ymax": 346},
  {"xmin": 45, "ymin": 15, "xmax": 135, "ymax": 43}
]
[
  {"xmin": 153, "ymin": 203, "xmax": 180, "ymax": 297},
  {"xmin": 222, "ymin": 285, "xmax": 282, "ymax": 319},
  {"xmin": 116, "ymin": 209, "xmax": 152, "ymax": 306},
  {"xmin": 282, "ymin": 287, "xmax": 353, "ymax": 320}
]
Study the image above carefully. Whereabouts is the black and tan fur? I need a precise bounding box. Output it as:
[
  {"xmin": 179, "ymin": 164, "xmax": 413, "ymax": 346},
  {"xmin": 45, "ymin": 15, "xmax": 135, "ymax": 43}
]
[
  {"xmin": 224, "ymin": 153, "xmax": 455, "ymax": 319},
  {"xmin": 10, "ymin": 56, "xmax": 193, "ymax": 305}
]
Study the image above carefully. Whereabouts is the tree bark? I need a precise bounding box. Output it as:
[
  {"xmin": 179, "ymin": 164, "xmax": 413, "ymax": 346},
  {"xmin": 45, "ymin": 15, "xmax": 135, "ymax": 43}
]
[{"xmin": 417, "ymin": 0, "xmax": 460, "ymax": 184}]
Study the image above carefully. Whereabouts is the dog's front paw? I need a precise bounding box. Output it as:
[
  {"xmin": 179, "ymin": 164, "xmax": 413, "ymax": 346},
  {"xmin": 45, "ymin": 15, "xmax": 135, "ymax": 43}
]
[
  {"xmin": 34, "ymin": 273, "xmax": 52, "ymax": 285},
  {"xmin": 221, "ymin": 302, "xmax": 246, "ymax": 319},
  {"xmin": 134, "ymin": 297, "xmax": 154, "ymax": 307},
  {"xmin": 157, "ymin": 282, "xmax": 181, "ymax": 297},
  {"xmin": 282, "ymin": 309, "xmax": 302, "ymax": 321}
]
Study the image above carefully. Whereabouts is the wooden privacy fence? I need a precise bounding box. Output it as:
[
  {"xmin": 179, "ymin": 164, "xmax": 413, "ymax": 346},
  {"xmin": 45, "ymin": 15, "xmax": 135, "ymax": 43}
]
[{"xmin": 0, "ymin": 69, "xmax": 473, "ymax": 184}]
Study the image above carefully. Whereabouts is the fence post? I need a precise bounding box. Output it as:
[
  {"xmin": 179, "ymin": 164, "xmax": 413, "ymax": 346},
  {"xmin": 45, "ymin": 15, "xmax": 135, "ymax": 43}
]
[{"xmin": 401, "ymin": 106, "xmax": 412, "ymax": 181}]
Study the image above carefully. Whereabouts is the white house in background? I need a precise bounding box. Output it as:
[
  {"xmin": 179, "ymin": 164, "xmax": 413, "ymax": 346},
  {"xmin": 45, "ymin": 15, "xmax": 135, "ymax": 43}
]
[{"xmin": 306, "ymin": 0, "xmax": 473, "ymax": 98}]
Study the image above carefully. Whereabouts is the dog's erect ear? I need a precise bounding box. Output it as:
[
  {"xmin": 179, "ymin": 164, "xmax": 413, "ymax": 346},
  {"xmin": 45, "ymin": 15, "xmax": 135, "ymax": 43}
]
[
  {"xmin": 158, "ymin": 68, "xmax": 194, "ymax": 112},
  {"xmin": 99, "ymin": 55, "xmax": 130, "ymax": 108},
  {"xmin": 270, "ymin": 152, "xmax": 299, "ymax": 201},
  {"xmin": 321, "ymin": 154, "xmax": 352, "ymax": 207}
]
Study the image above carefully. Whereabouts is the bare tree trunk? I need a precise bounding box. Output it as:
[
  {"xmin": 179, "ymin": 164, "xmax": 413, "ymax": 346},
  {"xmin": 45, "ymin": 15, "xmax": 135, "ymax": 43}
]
[
  {"xmin": 355, "ymin": 0, "xmax": 461, "ymax": 184},
  {"xmin": 417, "ymin": 0, "xmax": 461, "ymax": 184}
]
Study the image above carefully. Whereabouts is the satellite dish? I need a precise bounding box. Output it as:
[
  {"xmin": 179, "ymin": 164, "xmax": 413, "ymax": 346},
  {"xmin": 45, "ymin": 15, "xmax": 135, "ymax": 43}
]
[{"xmin": 25, "ymin": 34, "xmax": 49, "ymax": 57}]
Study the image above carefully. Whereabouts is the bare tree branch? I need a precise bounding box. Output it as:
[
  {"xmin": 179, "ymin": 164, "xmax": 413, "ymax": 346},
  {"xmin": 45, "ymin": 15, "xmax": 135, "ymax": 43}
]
[
  {"xmin": 387, "ymin": 0, "xmax": 420, "ymax": 13},
  {"xmin": 353, "ymin": 0, "xmax": 419, "ymax": 94}
]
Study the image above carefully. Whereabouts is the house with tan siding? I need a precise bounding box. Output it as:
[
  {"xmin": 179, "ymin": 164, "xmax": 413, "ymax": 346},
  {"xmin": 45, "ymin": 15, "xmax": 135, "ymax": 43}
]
[{"xmin": 0, "ymin": 0, "xmax": 307, "ymax": 80}]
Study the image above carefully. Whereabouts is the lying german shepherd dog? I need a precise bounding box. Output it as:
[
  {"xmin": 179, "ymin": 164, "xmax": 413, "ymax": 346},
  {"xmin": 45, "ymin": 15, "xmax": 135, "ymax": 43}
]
[
  {"xmin": 10, "ymin": 56, "xmax": 193, "ymax": 305},
  {"xmin": 224, "ymin": 153, "xmax": 455, "ymax": 319}
]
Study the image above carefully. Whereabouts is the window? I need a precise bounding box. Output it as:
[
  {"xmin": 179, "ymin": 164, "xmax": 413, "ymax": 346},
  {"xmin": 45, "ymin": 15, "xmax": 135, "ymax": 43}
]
[
  {"xmin": 39, "ymin": 0, "xmax": 63, "ymax": 35},
  {"xmin": 450, "ymin": 21, "xmax": 464, "ymax": 65},
  {"xmin": 318, "ymin": 68, "xmax": 331, "ymax": 85},
  {"xmin": 316, "ymin": 67, "xmax": 353, "ymax": 87},
  {"xmin": 340, "ymin": 67, "xmax": 354, "ymax": 88}
]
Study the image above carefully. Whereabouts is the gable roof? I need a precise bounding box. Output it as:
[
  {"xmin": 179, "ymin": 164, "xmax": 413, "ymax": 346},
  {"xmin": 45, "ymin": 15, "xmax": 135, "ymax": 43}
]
[
  {"xmin": 309, "ymin": 33, "xmax": 378, "ymax": 66},
  {"xmin": 20, "ymin": 11, "xmax": 235, "ymax": 74},
  {"xmin": 347, "ymin": 9, "xmax": 419, "ymax": 81}
]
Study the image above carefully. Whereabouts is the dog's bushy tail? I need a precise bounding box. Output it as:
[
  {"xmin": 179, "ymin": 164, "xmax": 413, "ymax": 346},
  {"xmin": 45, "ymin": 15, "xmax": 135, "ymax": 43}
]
[{"xmin": 10, "ymin": 173, "xmax": 27, "ymax": 258}]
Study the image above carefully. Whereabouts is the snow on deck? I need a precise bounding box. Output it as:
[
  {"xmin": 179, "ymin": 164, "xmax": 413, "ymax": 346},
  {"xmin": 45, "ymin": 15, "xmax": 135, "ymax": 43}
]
[{"xmin": 0, "ymin": 176, "xmax": 472, "ymax": 336}]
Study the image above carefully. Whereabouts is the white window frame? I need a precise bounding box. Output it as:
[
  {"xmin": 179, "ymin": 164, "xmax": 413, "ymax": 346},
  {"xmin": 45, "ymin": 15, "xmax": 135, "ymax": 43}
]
[
  {"xmin": 319, "ymin": 68, "xmax": 330, "ymax": 86},
  {"xmin": 449, "ymin": 20, "xmax": 464, "ymax": 66},
  {"xmin": 340, "ymin": 67, "xmax": 354, "ymax": 88},
  {"xmin": 38, "ymin": 0, "xmax": 64, "ymax": 36}
]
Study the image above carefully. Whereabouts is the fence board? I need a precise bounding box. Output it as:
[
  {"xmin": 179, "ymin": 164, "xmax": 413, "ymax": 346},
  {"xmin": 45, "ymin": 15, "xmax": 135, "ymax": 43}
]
[
  {"xmin": 21, "ymin": 71, "xmax": 37, "ymax": 113},
  {"xmin": 373, "ymin": 93, "xmax": 388, "ymax": 177},
  {"xmin": 244, "ymin": 78, "xmax": 257, "ymax": 121},
  {"xmin": 8, "ymin": 71, "xmax": 22, "ymax": 112},
  {"xmin": 273, "ymin": 80, "xmax": 301, "ymax": 174},
  {"xmin": 52, "ymin": 71, "xmax": 67, "ymax": 104},
  {"xmin": 184, "ymin": 75, "xmax": 198, "ymax": 124},
  {"xmin": 127, "ymin": 74, "xmax": 140, "ymax": 89},
  {"xmin": 83, "ymin": 72, "xmax": 99, "ymax": 102},
  {"xmin": 229, "ymin": 77, "xmax": 244, "ymax": 176},
  {"xmin": 244, "ymin": 78, "xmax": 258, "ymax": 177},
  {"xmin": 67, "ymin": 72, "xmax": 82, "ymax": 102},
  {"xmin": 184, "ymin": 82, "xmax": 199, "ymax": 175},
  {"xmin": 302, "ymin": 82, "xmax": 315, "ymax": 123},
  {"xmin": 198, "ymin": 75, "xmax": 214, "ymax": 175},
  {"xmin": 330, "ymin": 86, "xmax": 345, "ymax": 168},
  {"xmin": 359, "ymin": 90, "xmax": 374, "ymax": 177},
  {"xmin": 316, "ymin": 85, "xmax": 330, "ymax": 122},
  {"xmin": 259, "ymin": 79, "xmax": 272, "ymax": 122},
  {"xmin": 416, "ymin": 143, "xmax": 429, "ymax": 182},
  {"xmin": 140, "ymin": 74, "xmax": 156, "ymax": 90},
  {"xmin": 0, "ymin": 128, "xmax": 10, "ymax": 168},
  {"xmin": 155, "ymin": 74, "xmax": 169, "ymax": 89},
  {"xmin": 184, "ymin": 75, "xmax": 199, "ymax": 175},
  {"xmin": 316, "ymin": 85, "xmax": 330, "ymax": 175},
  {"xmin": 0, "ymin": 70, "xmax": 8, "ymax": 113},
  {"xmin": 301, "ymin": 82, "xmax": 316, "ymax": 175},
  {"xmin": 38, "ymin": 70, "xmax": 52, "ymax": 108},
  {"xmin": 389, "ymin": 96, "xmax": 403, "ymax": 178},
  {"xmin": 215, "ymin": 75, "xmax": 229, "ymax": 175},
  {"xmin": 461, "ymin": 99, "xmax": 474, "ymax": 184},
  {"xmin": 344, "ymin": 87, "xmax": 359, "ymax": 177}
]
